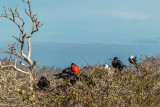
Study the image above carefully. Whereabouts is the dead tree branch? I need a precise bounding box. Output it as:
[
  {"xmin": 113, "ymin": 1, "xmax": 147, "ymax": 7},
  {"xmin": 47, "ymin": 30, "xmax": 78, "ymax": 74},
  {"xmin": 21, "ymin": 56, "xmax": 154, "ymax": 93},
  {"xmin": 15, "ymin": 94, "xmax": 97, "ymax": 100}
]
[{"xmin": 0, "ymin": 0, "xmax": 42, "ymax": 89}]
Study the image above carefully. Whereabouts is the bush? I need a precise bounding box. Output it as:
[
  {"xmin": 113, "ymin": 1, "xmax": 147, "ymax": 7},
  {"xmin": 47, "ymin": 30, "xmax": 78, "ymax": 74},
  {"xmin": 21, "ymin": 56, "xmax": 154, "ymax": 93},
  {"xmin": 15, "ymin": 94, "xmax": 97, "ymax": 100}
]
[{"xmin": 0, "ymin": 56, "xmax": 160, "ymax": 106}]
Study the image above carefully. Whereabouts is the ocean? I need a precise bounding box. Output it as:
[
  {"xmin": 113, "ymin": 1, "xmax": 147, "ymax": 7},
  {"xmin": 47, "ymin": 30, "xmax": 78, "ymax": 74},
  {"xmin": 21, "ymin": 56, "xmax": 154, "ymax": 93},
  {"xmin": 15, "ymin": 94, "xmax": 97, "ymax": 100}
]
[{"xmin": 0, "ymin": 42, "xmax": 160, "ymax": 68}]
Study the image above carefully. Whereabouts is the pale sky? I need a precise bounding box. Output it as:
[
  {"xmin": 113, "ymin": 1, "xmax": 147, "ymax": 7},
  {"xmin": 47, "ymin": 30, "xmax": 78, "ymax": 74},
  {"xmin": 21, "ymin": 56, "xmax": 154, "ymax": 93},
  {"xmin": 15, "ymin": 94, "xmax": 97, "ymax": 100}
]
[{"xmin": 0, "ymin": 0, "xmax": 160, "ymax": 45}]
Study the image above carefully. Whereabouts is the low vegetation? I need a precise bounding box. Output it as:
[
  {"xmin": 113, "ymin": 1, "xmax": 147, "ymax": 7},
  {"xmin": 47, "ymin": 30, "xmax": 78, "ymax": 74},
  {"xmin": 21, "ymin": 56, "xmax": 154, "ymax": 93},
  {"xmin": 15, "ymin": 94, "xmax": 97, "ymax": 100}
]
[{"xmin": 0, "ymin": 55, "xmax": 160, "ymax": 106}]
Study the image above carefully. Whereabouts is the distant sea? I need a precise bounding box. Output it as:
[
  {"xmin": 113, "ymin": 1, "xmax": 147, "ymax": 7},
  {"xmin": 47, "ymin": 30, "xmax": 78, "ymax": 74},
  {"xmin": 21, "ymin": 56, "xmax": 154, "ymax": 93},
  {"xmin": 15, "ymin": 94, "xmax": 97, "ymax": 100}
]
[{"xmin": 0, "ymin": 42, "xmax": 160, "ymax": 68}]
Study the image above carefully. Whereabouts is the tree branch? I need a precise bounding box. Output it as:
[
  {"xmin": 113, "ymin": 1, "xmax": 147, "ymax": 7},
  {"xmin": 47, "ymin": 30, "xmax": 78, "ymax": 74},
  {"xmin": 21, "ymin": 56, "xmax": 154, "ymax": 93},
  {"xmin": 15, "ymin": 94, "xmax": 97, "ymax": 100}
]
[
  {"xmin": 20, "ymin": 61, "xmax": 30, "ymax": 68},
  {"xmin": 1, "ymin": 64, "xmax": 29, "ymax": 75},
  {"xmin": 0, "ymin": 51, "xmax": 25, "ymax": 60},
  {"xmin": 11, "ymin": 35, "xmax": 22, "ymax": 43}
]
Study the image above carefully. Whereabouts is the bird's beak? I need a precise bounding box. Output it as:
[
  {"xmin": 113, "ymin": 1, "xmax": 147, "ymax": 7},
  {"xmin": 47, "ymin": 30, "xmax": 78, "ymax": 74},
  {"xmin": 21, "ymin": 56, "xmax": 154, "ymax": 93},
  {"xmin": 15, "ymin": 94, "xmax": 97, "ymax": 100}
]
[
  {"xmin": 110, "ymin": 59, "xmax": 113, "ymax": 60},
  {"xmin": 38, "ymin": 78, "xmax": 40, "ymax": 81}
]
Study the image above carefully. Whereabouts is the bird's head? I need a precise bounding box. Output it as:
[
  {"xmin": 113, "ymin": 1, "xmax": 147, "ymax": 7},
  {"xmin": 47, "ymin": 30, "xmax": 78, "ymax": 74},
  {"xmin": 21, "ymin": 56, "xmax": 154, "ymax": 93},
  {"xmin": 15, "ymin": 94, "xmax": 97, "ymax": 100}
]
[
  {"xmin": 114, "ymin": 57, "xmax": 118, "ymax": 61},
  {"xmin": 38, "ymin": 76, "xmax": 46, "ymax": 81},
  {"xmin": 130, "ymin": 56, "xmax": 134, "ymax": 59},
  {"xmin": 104, "ymin": 64, "xmax": 110, "ymax": 69},
  {"xmin": 71, "ymin": 63, "xmax": 76, "ymax": 65},
  {"xmin": 110, "ymin": 57, "xmax": 118, "ymax": 61}
]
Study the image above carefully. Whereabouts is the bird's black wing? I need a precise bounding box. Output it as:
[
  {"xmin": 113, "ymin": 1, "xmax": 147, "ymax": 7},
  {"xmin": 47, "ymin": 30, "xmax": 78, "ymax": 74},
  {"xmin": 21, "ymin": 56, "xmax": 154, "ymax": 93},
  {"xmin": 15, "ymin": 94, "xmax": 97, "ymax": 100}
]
[
  {"xmin": 117, "ymin": 60, "xmax": 124, "ymax": 69},
  {"xmin": 54, "ymin": 71, "xmax": 75, "ymax": 79},
  {"xmin": 129, "ymin": 58, "xmax": 133, "ymax": 64},
  {"xmin": 112, "ymin": 61, "xmax": 117, "ymax": 68}
]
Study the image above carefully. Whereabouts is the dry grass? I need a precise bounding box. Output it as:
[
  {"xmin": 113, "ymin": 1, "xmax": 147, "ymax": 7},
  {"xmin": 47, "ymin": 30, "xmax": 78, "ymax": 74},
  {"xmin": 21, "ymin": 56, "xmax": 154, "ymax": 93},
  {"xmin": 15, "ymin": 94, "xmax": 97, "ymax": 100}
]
[{"xmin": 1, "ymin": 56, "xmax": 160, "ymax": 106}]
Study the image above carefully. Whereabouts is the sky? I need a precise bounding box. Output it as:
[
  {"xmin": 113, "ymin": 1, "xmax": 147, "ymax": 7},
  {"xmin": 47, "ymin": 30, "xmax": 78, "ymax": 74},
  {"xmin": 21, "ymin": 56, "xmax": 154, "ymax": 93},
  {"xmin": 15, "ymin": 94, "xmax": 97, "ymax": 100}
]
[
  {"xmin": 0, "ymin": 0, "xmax": 160, "ymax": 67},
  {"xmin": 0, "ymin": 0, "xmax": 160, "ymax": 44}
]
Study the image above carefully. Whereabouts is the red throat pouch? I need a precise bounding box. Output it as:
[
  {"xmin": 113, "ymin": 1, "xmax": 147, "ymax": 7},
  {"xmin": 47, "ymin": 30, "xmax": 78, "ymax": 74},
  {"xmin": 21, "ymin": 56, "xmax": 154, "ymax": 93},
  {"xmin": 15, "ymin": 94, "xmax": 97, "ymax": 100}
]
[{"xmin": 72, "ymin": 65, "xmax": 79, "ymax": 76}]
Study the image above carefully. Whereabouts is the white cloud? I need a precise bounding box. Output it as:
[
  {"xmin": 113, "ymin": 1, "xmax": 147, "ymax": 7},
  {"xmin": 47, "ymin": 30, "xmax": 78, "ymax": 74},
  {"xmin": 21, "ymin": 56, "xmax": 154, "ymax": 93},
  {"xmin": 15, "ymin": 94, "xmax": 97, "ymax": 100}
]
[
  {"xmin": 88, "ymin": 9, "xmax": 149, "ymax": 20},
  {"xmin": 107, "ymin": 10, "xmax": 149, "ymax": 20}
]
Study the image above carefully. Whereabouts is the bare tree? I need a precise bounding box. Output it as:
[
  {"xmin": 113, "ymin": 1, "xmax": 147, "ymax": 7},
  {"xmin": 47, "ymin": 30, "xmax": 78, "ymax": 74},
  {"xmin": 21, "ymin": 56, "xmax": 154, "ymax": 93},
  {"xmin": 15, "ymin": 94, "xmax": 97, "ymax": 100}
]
[{"xmin": 0, "ymin": 0, "xmax": 42, "ymax": 89}]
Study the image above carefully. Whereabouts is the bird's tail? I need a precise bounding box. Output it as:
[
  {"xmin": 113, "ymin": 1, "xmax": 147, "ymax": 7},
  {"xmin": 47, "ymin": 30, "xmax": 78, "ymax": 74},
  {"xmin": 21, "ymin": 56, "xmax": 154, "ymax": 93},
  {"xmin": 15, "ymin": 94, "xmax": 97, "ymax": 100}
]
[{"xmin": 123, "ymin": 65, "xmax": 127, "ymax": 68}]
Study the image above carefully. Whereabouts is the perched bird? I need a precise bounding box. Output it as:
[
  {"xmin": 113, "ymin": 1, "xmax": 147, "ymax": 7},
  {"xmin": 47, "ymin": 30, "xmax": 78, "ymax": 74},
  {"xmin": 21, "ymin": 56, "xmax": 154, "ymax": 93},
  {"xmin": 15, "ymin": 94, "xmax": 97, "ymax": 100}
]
[
  {"xmin": 129, "ymin": 56, "xmax": 138, "ymax": 68},
  {"xmin": 38, "ymin": 76, "xmax": 50, "ymax": 89},
  {"xmin": 54, "ymin": 63, "xmax": 80, "ymax": 85},
  {"xmin": 54, "ymin": 63, "xmax": 79, "ymax": 79},
  {"xmin": 111, "ymin": 57, "xmax": 126, "ymax": 71},
  {"xmin": 103, "ymin": 64, "xmax": 111, "ymax": 70}
]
